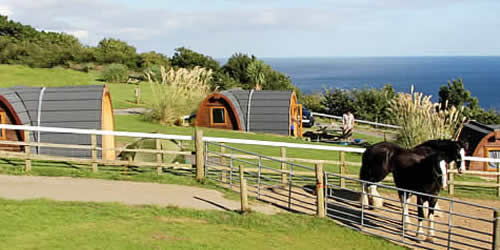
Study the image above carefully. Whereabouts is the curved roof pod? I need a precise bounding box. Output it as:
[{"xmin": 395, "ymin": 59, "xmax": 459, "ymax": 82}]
[
  {"xmin": 0, "ymin": 85, "xmax": 115, "ymax": 160},
  {"xmin": 196, "ymin": 89, "xmax": 301, "ymax": 136},
  {"xmin": 0, "ymin": 89, "xmax": 27, "ymax": 151},
  {"xmin": 459, "ymin": 121, "xmax": 500, "ymax": 171}
]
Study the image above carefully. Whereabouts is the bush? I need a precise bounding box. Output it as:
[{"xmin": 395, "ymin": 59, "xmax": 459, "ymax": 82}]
[
  {"xmin": 300, "ymin": 93, "xmax": 323, "ymax": 112},
  {"xmin": 101, "ymin": 63, "xmax": 128, "ymax": 83},
  {"xmin": 388, "ymin": 86, "xmax": 466, "ymax": 148},
  {"xmin": 146, "ymin": 66, "xmax": 212, "ymax": 125}
]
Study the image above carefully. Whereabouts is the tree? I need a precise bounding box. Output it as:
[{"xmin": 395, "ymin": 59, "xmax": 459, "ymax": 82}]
[
  {"xmin": 221, "ymin": 53, "xmax": 255, "ymax": 84},
  {"xmin": 171, "ymin": 47, "xmax": 220, "ymax": 72},
  {"xmin": 438, "ymin": 78, "xmax": 472, "ymax": 108},
  {"xmin": 438, "ymin": 78, "xmax": 500, "ymax": 124},
  {"xmin": 138, "ymin": 51, "xmax": 170, "ymax": 69},
  {"xmin": 321, "ymin": 88, "xmax": 354, "ymax": 116},
  {"xmin": 95, "ymin": 38, "xmax": 139, "ymax": 69},
  {"xmin": 352, "ymin": 85, "xmax": 395, "ymax": 124},
  {"xmin": 300, "ymin": 93, "xmax": 323, "ymax": 112},
  {"xmin": 247, "ymin": 60, "xmax": 267, "ymax": 89}
]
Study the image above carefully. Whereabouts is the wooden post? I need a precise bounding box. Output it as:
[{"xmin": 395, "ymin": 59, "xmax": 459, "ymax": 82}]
[
  {"xmin": 281, "ymin": 146, "xmax": 287, "ymax": 184},
  {"xmin": 449, "ymin": 162, "xmax": 455, "ymax": 195},
  {"xmin": 239, "ymin": 165, "xmax": 249, "ymax": 213},
  {"xmin": 24, "ymin": 130, "xmax": 31, "ymax": 172},
  {"xmin": 220, "ymin": 143, "xmax": 227, "ymax": 182},
  {"xmin": 315, "ymin": 162, "xmax": 326, "ymax": 218},
  {"xmin": 91, "ymin": 134, "xmax": 98, "ymax": 173},
  {"xmin": 156, "ymin": 138, "xmax": 162, "ymax": 175},
  {"xmin": 135, "ymin": 86, "xmax": 141, "ymax": 104},
  {"xmin": 497, "ymin": 164, "xmax": 500, "ymax": 197},
  {"xmin": 340, "ymin": 151, "xmax": 346, "ymax": 188},
  {"xmin": 494, "ymin": 209, "xmax": 500, "ymax": 250},
  {"xmin": 195, "ymin": 129, "xmax": 205, "ymax": 181}
]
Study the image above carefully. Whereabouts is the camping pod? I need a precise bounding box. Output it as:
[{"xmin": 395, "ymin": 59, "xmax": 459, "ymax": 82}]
[
  {"xmin": 0, "ymin": 85, "xmax": 115, "ymax": 160},
  {"xmin": 195, "ymin": 89, "xmax": 302, "ymax": 136},
  {"xmin": 458, "ymin": 121, "xmax": 500, "ymax": 171}
]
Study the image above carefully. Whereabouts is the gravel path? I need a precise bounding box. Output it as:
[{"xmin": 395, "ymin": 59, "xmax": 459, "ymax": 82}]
[{"xmin": 0, "ymin": 175, "xmax": 280, "ymax": 214}]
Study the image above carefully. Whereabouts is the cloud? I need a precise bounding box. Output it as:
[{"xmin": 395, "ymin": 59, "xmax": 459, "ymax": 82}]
[
  {"xmin": 2, "ymin": 0, "xmax": 499, "ymax": 57},
  {"xmin": 0, "ymin": 5, "xmax": 12, "ymax": 16}
]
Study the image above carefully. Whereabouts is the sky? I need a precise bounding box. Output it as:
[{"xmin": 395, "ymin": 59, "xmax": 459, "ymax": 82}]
[{"xmin": 1, "ymin": 0, "xmax": 499, "ymax": 58}]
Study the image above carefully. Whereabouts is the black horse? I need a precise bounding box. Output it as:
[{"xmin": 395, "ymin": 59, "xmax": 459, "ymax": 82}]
[
  {"xmin": 359, "ymin": 140, "xmax": 465, "ymax": 208},
  {"xmin": 359, "ymin": 139, "xmax": 465, "ymax": 242}
]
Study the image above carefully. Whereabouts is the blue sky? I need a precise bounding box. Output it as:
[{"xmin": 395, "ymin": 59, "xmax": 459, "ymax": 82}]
[{"xmin": 1, "ymin": 0, "xmax": 499, "ymax": 58}]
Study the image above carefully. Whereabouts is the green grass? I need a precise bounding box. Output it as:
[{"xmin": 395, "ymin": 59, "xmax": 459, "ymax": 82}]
[
  {"xmin": 0, "ymin": 198, "xmax": 405, "ymax": 250},
  {"xmin": 0, "ymin": 64, "xmax": 152, "ymax": 109},
  {"xmin": 0, "ymin": 64, "xmax": 101, "ymax": 87}
]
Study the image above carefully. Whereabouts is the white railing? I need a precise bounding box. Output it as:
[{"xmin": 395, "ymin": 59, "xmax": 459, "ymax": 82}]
[
  {"xmin": 0, "ymin": 124, "xmax": 498, "ymax": 162},
  {"xmin": 311, "ymin": 112, "xmax": 402, "ymax": 129}
]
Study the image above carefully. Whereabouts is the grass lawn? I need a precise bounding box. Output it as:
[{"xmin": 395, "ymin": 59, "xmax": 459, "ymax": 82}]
[
  {"xmin": 0, "ymin": 64, "xmax": 151, "ymax": 109},
  {"xmin": 0, "ymin": 198, "xmax": 405, "ymax": 250}
]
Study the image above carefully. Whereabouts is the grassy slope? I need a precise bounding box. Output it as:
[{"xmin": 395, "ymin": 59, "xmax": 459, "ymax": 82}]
[
  {"xmin": 0, "ymin": 199, "xmax": 405, "ymax": 250},
  {"xmin": 0, "ymin": 64, "xmax": 496, "ymax": 200}
]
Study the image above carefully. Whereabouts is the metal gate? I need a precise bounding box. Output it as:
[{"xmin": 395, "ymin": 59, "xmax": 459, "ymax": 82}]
[{"xmin": 204, "ymin": 142, "xmax": 499, "ymax": 250}]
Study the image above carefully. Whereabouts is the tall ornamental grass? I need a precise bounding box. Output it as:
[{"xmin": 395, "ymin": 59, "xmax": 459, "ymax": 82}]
[
  {"xmin": 146, "ymin": 66, "xmax": 212, "ymax": 125},
  {"xmin": 388, "ymin": 86, "xmax": 466, "ymax": 148}
]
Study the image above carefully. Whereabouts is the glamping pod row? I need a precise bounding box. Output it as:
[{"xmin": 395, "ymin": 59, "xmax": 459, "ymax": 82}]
[
  {"xmin": 458, "ymin": 121, "xmax": 500, "ymax": 171},
  {"xmin": 195, "ymin": 89, "xmax": 302, "ymax": 136},
  {"xmin": 0, "ymin": 85, "xmax": 115, "ymax": 160}
]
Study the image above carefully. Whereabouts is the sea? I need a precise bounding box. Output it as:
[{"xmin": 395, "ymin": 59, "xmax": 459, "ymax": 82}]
[{"xmin": 223, "ymin": 57, "xmax": 500, "ymax": 111}]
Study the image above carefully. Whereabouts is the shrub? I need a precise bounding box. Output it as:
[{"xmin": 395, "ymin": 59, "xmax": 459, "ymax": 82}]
[
  {"xmin": 388, "ymin": 86, "xmax": 466, "ymax": 148},
  {"xmin": 146, "ymin": 66, "xmax": 212, "ymax": 125},
  {"xmin": 102, "ymin": 63, "xmax": 128, "ymax": 83}
]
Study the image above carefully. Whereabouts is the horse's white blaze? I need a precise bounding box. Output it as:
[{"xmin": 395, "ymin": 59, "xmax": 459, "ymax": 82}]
[
  {"xmin": 459, "ymin": 148, "xmax": 466, "ymax": 172},
  {"xmin": 440, "ymin": 160, "xmax": 447, "ymax": 188}
]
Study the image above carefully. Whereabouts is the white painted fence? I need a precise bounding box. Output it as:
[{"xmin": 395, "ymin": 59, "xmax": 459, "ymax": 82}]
[
  {"xmin": 0, "ymin": 124, "xmax": 497, "ymax": 163},
  {"xmin": 311, "ymin": 112, "xmax": 402, "ymax": 129}
]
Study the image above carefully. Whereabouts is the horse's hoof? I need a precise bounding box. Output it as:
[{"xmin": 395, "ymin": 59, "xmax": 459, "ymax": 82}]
[
  {"xmin": 425, "ymin": 237, "xmax": 434, "ymax": 243},
  {"xmin": 415, "ymin": 233, "xmax": 425, "ymax": 242},
  {"xmin": 372, "ymin": 197, "xmax": 384, "ymax": 208}
]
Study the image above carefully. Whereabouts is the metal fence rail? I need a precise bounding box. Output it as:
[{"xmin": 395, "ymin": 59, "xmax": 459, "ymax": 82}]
[
  {"xmin": 205, "ymin": 141, "xmax": 499, "ymax": 250},
  {"xmin": 205, "ymin": 142, "xmax": 319, "ymax": 214}
]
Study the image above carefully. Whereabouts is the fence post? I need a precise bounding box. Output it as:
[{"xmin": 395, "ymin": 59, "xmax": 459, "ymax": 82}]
[
  {"xmin": 24, "ymin": 130, "xmax": 31, "ymax": 172},
  {"xmin": 135, "ymin": 86, "xmax": 141, "ymax": 104},
  {"xmin": 494, "ymin": 209, "xmax": 499, "ymax": 250},
  {"xmin": 315, "ymin": 162, "xmax": 326, "ymax": 218},
  {"xmin": 91, "ymin": 134, "xmax": 98, "ymax": 173},
  {"xmin": 497, "ymin": 165, "xmax": 500, "ymax": 197},
  {"xmin": 239, "ymin": 165, "xmax": 249, "ymax": 213},
  {"xmin": 221, "ymin": 143, "xmax": 227, "ymax": 182},
  {"xmin": 195, "ymin": 129, "xmax": 205, "ymax": 181},
  {"xmin": 340, "ymin": 151, "xmax": 346, "ymax": 188},
  {"xmin": 155, "ymin": 138, "xmax": 162, "ymax": 175},
  {"xmin": 449, "ymin": 162, "xmax": 455, "ymax": 196},
  {"xmin": 281, "ymin": 146, "xmax": 287, "ymax": 184}
]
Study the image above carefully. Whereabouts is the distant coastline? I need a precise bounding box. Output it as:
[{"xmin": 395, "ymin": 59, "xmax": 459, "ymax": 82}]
[{"xmin": 219, "ymin": 56, "xmax": 500, "ymax": 111}]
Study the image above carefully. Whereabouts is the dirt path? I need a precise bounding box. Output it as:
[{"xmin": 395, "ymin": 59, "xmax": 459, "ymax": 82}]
[{"xmin": 0, "ymin": 175, "xmax": 280, "ymax": 214}]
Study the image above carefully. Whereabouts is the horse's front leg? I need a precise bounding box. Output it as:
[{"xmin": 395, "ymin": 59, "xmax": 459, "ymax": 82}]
[
  {"xmin": 369, "ymin": 184, "xmax": 384, "ymax": 208},
  {"xmin": 361, "ymin": 183, "xmax": 370, "ymax": 209},
  {"xmin": 416, "ymin": 197, "xmax": 425, "ymax": 241},
  {"xmin": 399, "ymin": 191, "xmax": 412, "ymax": 228},
  {"xmin": 425, "ymin": 199, "xmax": 438, "ymax": 242}
]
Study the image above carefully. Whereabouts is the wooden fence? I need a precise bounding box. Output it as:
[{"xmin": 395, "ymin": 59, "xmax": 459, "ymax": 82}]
[{"xmin": 0, "ymin": 124, "xmax": 499, "ymax": 197}]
